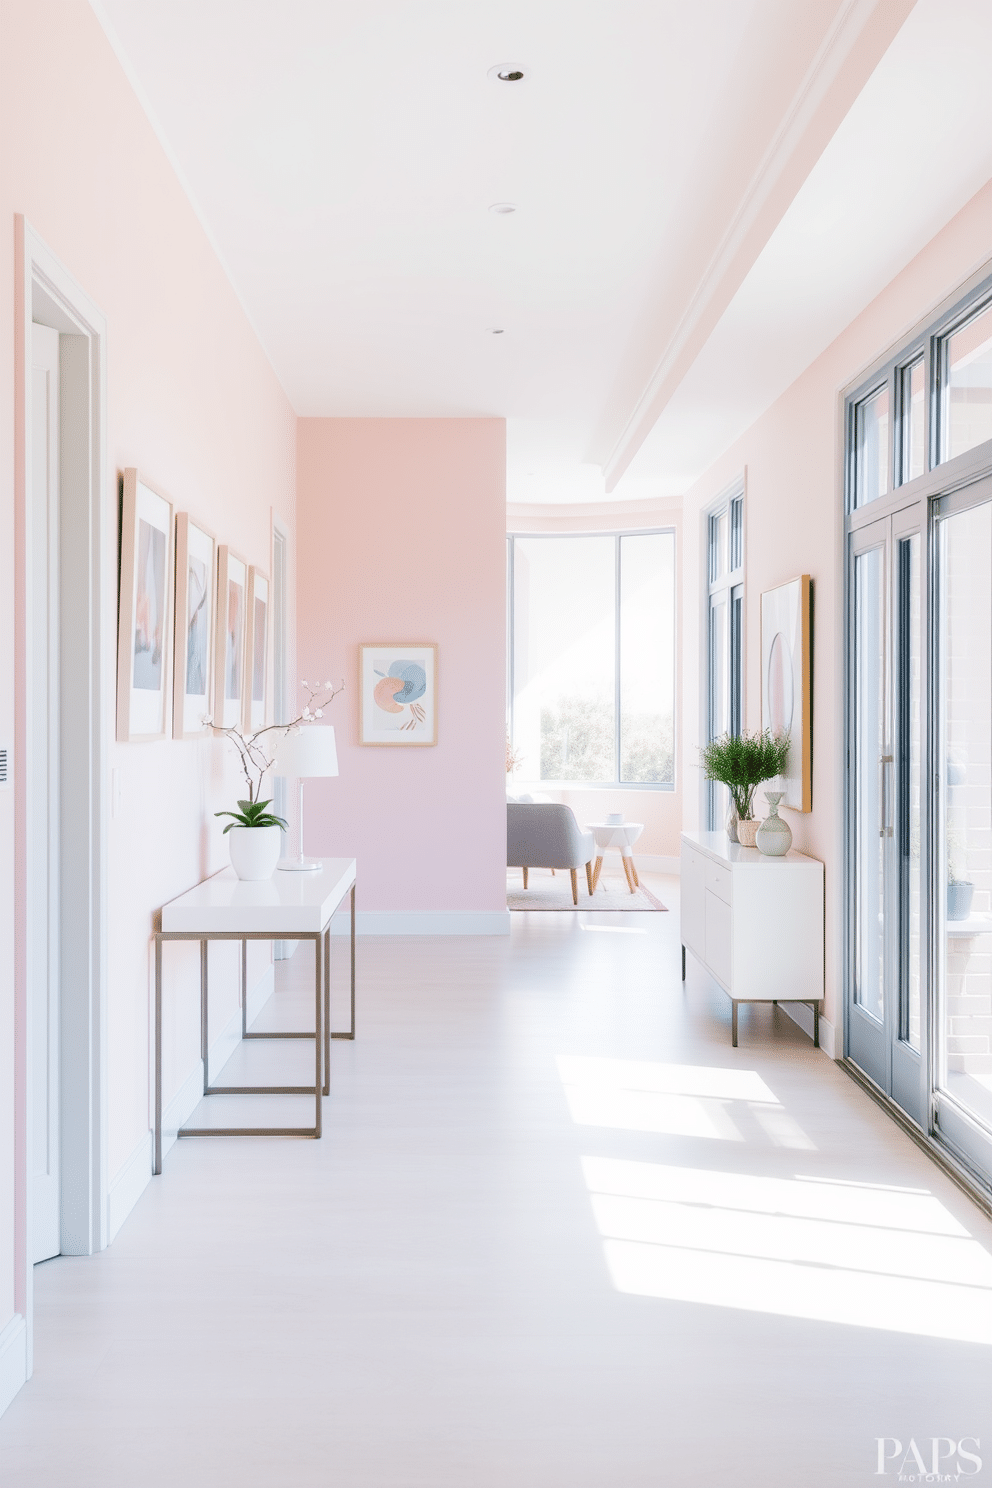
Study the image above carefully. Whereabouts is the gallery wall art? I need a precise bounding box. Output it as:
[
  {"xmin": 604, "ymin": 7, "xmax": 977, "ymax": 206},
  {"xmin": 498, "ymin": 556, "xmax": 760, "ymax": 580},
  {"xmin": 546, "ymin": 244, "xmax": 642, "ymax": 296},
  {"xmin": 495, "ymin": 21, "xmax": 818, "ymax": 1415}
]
[
  {"xmin": 244, "ymin": 567, "xmax": 268, "ymax": 732},
  {"xmin": 761, "ymin": 574, "xmax": 812, "ymax": 811},
  {"xmin": 359, "ymin": 643, "xmax": 438, "ymax": 746},
  {"xmin": 215, "ymin": 546, "xmax": 247, "ymax": 730},
  {"xmin": 173, "ymin": 513, "xmax": 215, "ymax": 739},
  {"xmin": 117, "ymin": 468, "xmax": 174, "ymax": 742}
]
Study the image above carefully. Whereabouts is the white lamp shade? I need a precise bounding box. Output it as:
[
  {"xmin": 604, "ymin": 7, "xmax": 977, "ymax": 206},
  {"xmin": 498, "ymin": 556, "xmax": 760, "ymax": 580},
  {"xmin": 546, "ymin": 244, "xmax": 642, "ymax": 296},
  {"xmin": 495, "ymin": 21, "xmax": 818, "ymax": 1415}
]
[{"xmin": 275, "ymin": 725, "xmax": 339, "ymax": 778}]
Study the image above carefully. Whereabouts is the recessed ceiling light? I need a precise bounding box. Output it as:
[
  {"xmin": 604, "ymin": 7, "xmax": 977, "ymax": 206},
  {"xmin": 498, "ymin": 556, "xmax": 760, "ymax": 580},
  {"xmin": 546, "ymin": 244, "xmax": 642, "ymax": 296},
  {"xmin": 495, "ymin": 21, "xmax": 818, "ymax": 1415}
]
[
  {"xmin": 488, "ymin": 64, "xmax": 529, "ymax": 84},
  {"xmin": 487, "ymin": 328, "xmax": 505, "ymax": 335},
  {"xmin": 489, "ymin": 202, "xmax": 517, "ymax": 215}
]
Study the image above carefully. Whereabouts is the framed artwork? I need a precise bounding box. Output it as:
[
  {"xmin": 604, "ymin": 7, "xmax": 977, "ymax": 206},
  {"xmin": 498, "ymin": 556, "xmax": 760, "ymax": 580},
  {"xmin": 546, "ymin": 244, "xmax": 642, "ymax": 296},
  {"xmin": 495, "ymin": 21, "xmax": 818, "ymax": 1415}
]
[
  {"xmin": 761, "ymin": 574, "xmax": 812, "ymax": 811},
  {"xmin": 214, "ymin": 546, "xmax": 247, "ymax": 730},
  {"xmin": 117, "ymin": 468, "xmax": 173, "ymax": 742},
  {"xmin": 359, "ymin": 643, "xmax": 438, "ymax": 746},
  {"xmin": 244, "ymin": 567, "xmax": 269, "ymax": 732},
  {"xmin": 173, "ymin": 514, "xmax": 215, "ymax": 739}
]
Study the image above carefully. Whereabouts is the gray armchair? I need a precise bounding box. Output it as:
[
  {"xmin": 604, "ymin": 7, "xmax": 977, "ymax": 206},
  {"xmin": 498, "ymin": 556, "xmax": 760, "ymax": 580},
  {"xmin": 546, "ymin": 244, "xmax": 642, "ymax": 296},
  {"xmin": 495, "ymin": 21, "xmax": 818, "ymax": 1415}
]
[{"xmin": 507, "ymin": 802, "xmax": 596, "ymax": 905}]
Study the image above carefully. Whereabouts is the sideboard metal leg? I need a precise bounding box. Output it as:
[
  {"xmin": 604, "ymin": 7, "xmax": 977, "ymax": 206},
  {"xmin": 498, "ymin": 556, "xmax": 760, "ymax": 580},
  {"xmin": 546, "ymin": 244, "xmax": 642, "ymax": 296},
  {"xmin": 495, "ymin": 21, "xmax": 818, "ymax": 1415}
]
[
  {"xmin": 201, "ymin": 939, "xmax": 209, "ymax": 1094},
  {"xmin": 813, "ymin": 1001, "xmax": 820, "ymax": 1049},
  {"xmin": 732, "ymin": 1000, "xmax": 738, "ymax": 1047},
  {"xmin": 681, "ymin": 944, "xmax": 685, "ymax": 981},
  {"xmin": 154, "ymin": 936, "xmax": 163, "ymax": 1175}
]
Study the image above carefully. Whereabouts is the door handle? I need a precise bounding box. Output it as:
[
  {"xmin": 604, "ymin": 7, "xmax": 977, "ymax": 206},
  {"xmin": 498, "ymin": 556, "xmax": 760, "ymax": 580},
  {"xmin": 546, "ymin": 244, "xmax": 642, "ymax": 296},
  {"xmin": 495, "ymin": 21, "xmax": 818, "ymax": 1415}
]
[{"xmin": 879, "ymin": 754, "xmax": 894, "ymax": 838}]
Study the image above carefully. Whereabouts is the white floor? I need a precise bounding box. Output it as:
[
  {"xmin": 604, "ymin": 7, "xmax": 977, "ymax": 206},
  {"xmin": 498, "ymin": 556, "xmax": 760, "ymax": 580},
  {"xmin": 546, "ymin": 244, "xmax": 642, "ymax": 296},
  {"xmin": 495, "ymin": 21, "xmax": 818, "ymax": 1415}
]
[{"xmin": 2, "ymin": 875, "xmax": 992, "ymax": 1486}]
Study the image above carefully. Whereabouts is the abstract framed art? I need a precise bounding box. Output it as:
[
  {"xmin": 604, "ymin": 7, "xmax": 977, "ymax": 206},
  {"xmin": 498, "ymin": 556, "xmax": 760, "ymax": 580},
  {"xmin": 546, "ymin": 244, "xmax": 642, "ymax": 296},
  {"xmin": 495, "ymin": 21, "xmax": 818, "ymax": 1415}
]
[
  {"xmin": 760, "ymin": 574, "xmax": 812, "ymax": 811},
  {"xmin": 117, "ymin": 468, "xmax": 174, "ymax": 742},
  {"xmin": 359, "ymin": 643, "xmax": 438, "ymax": 746},
  {"xmin": 173, "ymin": 513, "xmax": 215, "ymax": 739},
  {"xmin": 214, "ymin": 546, "xmax": 247, "ymax": 730},
  {"xmin": 244, "ymin": 567, "xmax": 269, "ymax": 732}
]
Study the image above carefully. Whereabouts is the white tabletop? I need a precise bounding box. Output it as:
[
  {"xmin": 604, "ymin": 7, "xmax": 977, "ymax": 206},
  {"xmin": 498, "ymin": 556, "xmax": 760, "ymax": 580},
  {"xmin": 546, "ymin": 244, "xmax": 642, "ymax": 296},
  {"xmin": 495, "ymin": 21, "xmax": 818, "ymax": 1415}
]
[
  {"xmin": 681, "ymin": 829, "xmax": 819, "ymax": 870},
  {"xmin": 160, "ymin": 857, "xmax": 356, "ymax": 934},
  {"xmin": 587, "ymin": 822, "xmax": 644, "ymax": 849}
]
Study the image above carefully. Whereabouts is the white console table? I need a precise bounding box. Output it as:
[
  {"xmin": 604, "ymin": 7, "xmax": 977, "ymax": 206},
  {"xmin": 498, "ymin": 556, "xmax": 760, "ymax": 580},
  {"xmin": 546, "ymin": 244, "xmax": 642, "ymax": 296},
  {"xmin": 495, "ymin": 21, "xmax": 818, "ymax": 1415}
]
[
  {"xmin": 680, "ymin": 831, "xmax": 823, "ymax": 1046},
  {"xmin": 154, "ymin": 858, "xmax": 356, "ymax": 1173}
]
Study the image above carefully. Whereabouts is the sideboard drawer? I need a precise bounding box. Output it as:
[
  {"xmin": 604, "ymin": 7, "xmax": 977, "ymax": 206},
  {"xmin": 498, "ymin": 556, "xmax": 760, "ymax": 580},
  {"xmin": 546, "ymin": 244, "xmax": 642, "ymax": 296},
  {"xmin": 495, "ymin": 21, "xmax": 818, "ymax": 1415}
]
[{"xmin": 705, "ymin": 860, "xmax": 732, "ymax": 906}]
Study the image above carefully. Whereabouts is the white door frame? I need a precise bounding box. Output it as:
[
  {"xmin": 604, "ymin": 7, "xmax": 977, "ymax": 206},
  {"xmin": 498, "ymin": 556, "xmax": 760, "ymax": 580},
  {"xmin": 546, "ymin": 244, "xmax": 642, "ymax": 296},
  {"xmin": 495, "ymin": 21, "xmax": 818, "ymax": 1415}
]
[{"xmin": 14, "ymin": 217, "xmax": 109, "ymax": 1376}]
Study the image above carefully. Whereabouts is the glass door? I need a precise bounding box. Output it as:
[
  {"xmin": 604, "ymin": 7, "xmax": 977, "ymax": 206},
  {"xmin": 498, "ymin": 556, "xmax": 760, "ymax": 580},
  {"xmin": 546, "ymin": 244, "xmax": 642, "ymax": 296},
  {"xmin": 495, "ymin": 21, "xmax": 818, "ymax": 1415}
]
[
  {"xmin": 847, "ymin": 510, "xmax": 926, "ymax": 1124},
  {"xmin": 932, "ymin": 482, "xmax": 992, "ymax": 1174}
]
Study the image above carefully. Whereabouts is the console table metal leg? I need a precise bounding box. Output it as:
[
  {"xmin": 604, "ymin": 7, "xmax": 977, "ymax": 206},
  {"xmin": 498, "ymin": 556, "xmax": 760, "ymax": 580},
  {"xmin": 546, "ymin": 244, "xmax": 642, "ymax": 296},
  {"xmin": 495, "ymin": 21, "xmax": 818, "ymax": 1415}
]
[
  {"xmin": 154, "ymin": 936, "xmax": 163, "ymax": 1176},
  {"xmin": 323, "ymin": 927, "xmax": 331, "ymax": 1095},
  {"xmin": 732, "ymin": 1000, "xmax": 738, "ymax": 1048},
  {"xmin": 330, "ymin": 881, "xmax": 357, "ymax": 1041},
  {"xmin": 813, "ymin": 1001, "xmax": 820, "ymax": 1048},
  {"xmin": 681, "ymin": 944, "xmax": 685, "ymax": 981},
  {"xmin": 314, "ymin": 931, "xmax": 322, "ymax": 1139},
  {"xmin": 241, "ymin": 937, "xmax": 247, "ymax": 1038},
  {"xmin": 201, "ymin": 939, "xmax": 209, "ymax": 1094}
]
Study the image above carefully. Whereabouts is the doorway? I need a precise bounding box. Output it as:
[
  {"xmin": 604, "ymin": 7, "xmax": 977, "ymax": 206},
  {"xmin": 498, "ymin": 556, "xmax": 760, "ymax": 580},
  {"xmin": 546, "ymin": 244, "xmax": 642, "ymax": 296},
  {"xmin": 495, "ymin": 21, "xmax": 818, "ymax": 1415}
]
[{"xmin": 18, "ymin": 218, "xmax": 109, "ymax": 1369}]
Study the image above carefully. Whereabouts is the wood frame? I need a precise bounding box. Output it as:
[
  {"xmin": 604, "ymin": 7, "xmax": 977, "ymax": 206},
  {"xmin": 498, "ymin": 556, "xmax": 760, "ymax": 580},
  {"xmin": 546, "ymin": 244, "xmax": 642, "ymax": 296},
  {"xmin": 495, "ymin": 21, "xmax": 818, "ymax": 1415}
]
[
  {"xmin": 359, "ymin": 642, "xmax": 438, "ymax": 746},
  {"xmin": 214, "ymin": 546, "xmax": 248, "ymax": 730},
  {"xmin": 760, "ymin": 573, "xmax": 812, "ymax": 812},
  {"xmin": 116, "ymin": 468, "xmax": 174, "ymax": 743},
  {"xmin": 244, "ymin": 566, "xmax": 269, "ymax": 732},
  {"xmin": 173, "ymin": 514, "xmax": 216, "ymax": 739}
]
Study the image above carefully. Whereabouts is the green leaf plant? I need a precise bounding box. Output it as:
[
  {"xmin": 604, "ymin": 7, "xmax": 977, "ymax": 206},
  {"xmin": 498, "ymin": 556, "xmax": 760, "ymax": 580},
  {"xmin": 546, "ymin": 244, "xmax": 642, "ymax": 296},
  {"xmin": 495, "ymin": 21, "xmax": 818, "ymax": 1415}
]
[
  {"xmin": 215, "ymin": 799, "xmax": 288, "ymax": 834},
  {"xmin": 698, "ymin": 729, "xmax": 791, "ymax": 822}
]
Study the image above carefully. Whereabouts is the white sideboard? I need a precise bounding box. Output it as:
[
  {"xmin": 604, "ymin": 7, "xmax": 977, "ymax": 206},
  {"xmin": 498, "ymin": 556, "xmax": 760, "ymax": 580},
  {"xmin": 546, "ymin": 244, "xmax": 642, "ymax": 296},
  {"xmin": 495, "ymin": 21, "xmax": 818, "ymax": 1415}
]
[{"xmin": 680, "ymin": 830, "xmax": 824, "ymax": 1046}]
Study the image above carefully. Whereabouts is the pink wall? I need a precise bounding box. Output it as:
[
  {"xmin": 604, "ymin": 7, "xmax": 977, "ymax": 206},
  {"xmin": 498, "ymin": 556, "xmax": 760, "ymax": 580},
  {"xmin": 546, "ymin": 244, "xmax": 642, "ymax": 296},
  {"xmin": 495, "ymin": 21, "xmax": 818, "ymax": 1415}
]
[
  {"xmin": 682, "ymin": 176, "xmax": 992, "ymax": 1048},
  {"xmin": 296, "ymin": 419, "xmax": 506, "ymax": 916},
  {"xmin": 0, "ymin": 0, "xmax": 297, "ymax": 1344}
]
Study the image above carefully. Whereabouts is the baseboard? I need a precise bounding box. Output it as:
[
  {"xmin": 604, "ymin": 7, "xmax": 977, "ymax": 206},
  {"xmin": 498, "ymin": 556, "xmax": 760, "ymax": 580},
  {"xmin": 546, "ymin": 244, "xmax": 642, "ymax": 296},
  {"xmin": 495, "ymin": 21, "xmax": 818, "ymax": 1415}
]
[
  {"xmin": 0, "ymin": 1314, "xmax": 27, "ymax": 1420},
  {"xmin": 106, "ymin": 1131, "xmax": 153, "ymax": 1243},
  {"xmin": 636, "ymin": 854, "xmax": 680, "ymax": 875},
  {"xmin": 779, "ymin": 1000, "xmax": 837, "ymax": 1059},
  {"xmin": 329, "ymin": 910, "xmax": 511, "ymax": 936}
]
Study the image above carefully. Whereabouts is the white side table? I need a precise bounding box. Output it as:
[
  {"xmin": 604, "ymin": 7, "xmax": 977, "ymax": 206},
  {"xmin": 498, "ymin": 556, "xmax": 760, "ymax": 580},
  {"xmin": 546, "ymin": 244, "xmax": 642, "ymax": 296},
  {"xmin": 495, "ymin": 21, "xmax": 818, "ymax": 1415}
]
[{"xmin": 586, "ymin": 822, "xmax": 644, "ymax": 893}]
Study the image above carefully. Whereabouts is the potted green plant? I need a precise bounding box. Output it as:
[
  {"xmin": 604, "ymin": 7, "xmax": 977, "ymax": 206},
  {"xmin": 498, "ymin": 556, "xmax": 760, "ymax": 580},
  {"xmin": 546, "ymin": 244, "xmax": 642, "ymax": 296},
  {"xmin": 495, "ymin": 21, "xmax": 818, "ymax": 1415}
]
[
  {"xmin": 699, "ymin": 730, "xmax": 790, "ymax": 846},
  {"xmin": 209, "ymin": 678, "xmax": 343, "ymax": 880}
]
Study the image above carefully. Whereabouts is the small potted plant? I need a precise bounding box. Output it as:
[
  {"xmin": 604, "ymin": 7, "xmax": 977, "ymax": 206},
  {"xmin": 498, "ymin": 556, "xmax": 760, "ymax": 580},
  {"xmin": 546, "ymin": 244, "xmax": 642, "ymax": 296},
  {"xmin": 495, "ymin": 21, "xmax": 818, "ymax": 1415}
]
[
  {"xmin": 209, "ymin": 678, "xmax": 343, "ymax": 880},
  {"xmin": 947, "ymin": 828, "xmax": 975, "ymax": 922},
  {"xmin": 699, "ymin": 730, "xmax": 790, "ymax": 846}
]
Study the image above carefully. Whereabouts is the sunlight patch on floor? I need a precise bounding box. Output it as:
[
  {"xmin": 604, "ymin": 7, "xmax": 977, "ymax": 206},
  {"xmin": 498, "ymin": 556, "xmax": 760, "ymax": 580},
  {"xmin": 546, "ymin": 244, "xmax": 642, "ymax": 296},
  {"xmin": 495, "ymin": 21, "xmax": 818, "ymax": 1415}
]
[
  {"xmin": 557, "ymin": 1055, "xmax": 814, "ymax": 1148},
  {"xmin": 582, "ymin": 1156, "xmax": 992, "ymax": 1345}
]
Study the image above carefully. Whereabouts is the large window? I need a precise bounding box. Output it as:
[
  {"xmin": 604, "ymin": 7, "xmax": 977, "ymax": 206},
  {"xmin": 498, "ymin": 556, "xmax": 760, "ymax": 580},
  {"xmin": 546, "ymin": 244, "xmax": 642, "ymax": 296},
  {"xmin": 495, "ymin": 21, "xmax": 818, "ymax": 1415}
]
[
  {"xmin": 848, "ymin": 273, "xmax": 992, "ymax": 509},
  {"xmin": 507, "ymin": 530, "xmax": 675, "ymax": 788}
]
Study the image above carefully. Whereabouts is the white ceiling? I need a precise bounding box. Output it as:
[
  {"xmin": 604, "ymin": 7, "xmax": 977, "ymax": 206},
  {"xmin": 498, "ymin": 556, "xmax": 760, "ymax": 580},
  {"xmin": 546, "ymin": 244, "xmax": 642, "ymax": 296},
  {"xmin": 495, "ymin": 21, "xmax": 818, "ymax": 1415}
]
[{"xmin": 91, "ymin": 0, "xmax": 992, "ymax": 503}]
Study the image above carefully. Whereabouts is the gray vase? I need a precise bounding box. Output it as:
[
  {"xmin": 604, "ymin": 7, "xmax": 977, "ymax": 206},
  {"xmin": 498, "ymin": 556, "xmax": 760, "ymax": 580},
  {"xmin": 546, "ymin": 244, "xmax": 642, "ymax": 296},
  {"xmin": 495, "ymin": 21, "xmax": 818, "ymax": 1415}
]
[
  {"xmin": 725, "ymin": 801, "xmax": 739, "ymax": 844},
  {"xmin": 756, "ymin": 791, "xmax": 792, "ymax": 857}
]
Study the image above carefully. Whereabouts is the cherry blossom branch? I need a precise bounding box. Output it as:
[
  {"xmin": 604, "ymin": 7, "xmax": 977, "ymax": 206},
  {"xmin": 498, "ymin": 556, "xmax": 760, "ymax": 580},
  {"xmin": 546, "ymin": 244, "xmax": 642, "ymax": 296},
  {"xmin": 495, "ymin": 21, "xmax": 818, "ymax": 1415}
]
[{"xmin": 205, "ymin": 677, "xmax": 344, "ymax": 803}]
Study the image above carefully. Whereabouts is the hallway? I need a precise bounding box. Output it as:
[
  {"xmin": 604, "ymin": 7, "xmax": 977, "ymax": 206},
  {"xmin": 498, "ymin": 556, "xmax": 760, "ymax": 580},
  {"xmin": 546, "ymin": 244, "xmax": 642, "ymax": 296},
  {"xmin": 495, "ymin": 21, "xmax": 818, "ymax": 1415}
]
[{"xmin": 1, "ymin": 880, "xmax": 990, "ymax": 1487}]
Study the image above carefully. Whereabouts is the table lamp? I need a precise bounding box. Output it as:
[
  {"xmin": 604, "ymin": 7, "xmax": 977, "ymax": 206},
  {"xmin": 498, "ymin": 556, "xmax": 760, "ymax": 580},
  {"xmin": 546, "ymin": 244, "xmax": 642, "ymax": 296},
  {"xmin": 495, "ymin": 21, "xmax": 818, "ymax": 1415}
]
[{"xmin": 274, "ymin": 725, "xmax": 338, "ymax": 871}]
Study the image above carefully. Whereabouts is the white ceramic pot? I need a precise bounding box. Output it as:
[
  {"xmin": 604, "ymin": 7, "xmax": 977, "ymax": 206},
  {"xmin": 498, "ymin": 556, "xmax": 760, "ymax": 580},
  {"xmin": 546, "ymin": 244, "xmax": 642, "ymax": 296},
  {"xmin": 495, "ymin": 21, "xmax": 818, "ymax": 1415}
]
[
  {"xmin": 755, "ymin": 791, "xmax": 793, "ymax": 857},
  {"xmin": 227, "ymin": 824, "xmax": 282, "ymax": 881}
]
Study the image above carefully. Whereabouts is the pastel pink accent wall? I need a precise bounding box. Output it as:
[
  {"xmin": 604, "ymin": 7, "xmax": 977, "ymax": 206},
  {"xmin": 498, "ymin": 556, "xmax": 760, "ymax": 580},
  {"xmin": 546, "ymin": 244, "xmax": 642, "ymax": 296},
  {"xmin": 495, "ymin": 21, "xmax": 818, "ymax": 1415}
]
[
  {"xmin": 296, "ymin": 419, "xmax": 506, "ymax": 914},
  {"xmin": 682, "ymin": 177, "xmax": 992, "ymax": 1043},
  {"xmin": 0, "ymin": 0, "xmax": 297, "ymax": 1339}
]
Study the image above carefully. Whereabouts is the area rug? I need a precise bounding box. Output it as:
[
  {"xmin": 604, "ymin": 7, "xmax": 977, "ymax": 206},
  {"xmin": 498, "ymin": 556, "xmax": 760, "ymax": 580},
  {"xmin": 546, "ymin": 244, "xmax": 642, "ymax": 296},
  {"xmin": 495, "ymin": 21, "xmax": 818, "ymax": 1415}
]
[{"xmin": 507, "ymin": 869, "xmax": 667, "ymax": 912}]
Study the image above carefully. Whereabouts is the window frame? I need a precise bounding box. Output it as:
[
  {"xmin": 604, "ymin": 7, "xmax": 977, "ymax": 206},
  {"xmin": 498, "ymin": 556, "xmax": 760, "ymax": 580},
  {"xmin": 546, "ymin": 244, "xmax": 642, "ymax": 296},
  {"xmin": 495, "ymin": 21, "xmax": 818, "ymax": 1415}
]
[
  {"xmin": 506, "ymin": 527, "xmax": 677, "ymax": 791},
  {"xmin": 704, "ymin": 484, "xmax": 745, "ymax": 829}
]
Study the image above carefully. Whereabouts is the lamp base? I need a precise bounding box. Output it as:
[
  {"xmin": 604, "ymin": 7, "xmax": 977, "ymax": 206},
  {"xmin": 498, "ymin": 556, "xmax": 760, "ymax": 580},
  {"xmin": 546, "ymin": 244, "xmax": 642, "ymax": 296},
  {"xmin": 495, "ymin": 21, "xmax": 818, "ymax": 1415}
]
[{"xmin": 276, "ymin": 856, "xmax": 323, "ymax": 873}]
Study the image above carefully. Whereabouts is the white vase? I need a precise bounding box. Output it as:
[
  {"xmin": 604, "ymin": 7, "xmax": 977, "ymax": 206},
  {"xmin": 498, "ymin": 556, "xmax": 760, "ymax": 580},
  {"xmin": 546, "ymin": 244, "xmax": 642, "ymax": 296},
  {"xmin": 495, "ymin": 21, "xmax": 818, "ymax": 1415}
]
[
  {"xmin": 227, "ymin": 824, "xmax": 282, "ymax": 880},
  {"xmin": 756, "ymin": 791, "xmax": 792, "ymax": 857}
]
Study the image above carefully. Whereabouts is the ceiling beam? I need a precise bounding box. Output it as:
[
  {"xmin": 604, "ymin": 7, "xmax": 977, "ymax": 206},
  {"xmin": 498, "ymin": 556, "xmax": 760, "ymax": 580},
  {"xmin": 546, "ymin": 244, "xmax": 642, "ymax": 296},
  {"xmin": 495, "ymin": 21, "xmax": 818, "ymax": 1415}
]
[{"xmin": 600, "ymin": 0, "xmax": 917, "ymax": 493}]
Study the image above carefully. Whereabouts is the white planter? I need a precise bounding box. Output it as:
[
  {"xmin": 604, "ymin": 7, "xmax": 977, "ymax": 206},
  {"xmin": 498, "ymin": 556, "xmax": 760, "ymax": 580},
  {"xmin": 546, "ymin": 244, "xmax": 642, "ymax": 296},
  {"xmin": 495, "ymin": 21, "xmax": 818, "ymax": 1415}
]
[{"xmin": 227, "ymin": 824, "xmax": 282, "ymax": 881}]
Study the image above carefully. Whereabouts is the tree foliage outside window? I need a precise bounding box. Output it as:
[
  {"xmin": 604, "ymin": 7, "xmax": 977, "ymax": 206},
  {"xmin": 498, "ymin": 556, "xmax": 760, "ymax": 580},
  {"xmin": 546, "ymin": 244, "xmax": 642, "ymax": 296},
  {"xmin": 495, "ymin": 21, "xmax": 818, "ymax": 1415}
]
[{"xmin": 509, "ymin": 531, "xmax": 675, "ymax": 788}]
